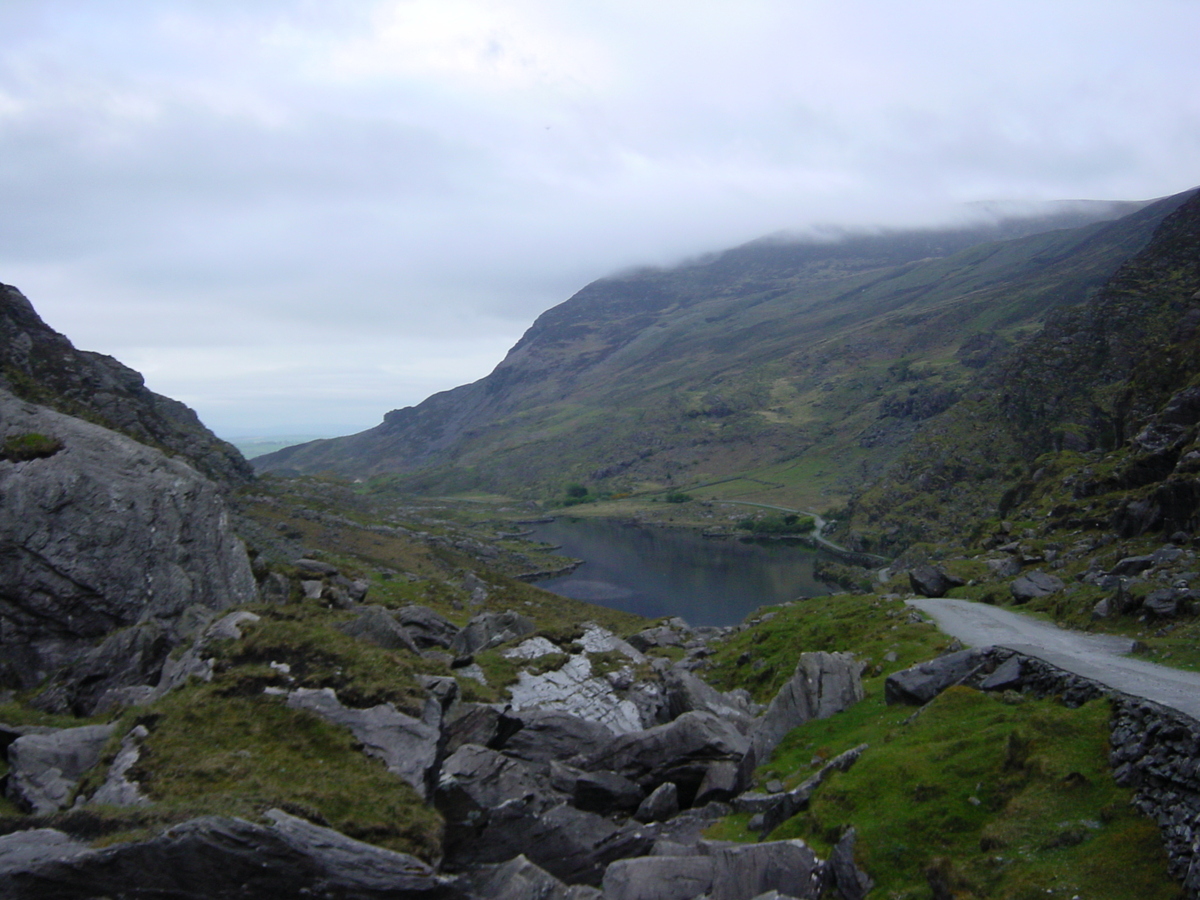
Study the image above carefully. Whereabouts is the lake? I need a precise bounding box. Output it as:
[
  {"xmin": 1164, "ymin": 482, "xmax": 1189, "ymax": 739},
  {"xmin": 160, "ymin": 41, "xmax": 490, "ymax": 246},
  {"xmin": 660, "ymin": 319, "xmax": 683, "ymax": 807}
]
[{"xmin": 529, "ymin": 517, "xmax": 835, "ymax": 627}]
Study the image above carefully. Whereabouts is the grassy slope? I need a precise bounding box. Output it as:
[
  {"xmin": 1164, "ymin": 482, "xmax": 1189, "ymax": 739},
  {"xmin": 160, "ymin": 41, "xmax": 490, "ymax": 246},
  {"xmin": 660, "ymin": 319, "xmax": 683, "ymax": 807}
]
[
  {"xmin": 261, "ymin": 199, "xmax": 1180, "ymax": 509},
  {"xmin": 701, "ymin": 595, "xmax": 1181, "ymax": 900}
]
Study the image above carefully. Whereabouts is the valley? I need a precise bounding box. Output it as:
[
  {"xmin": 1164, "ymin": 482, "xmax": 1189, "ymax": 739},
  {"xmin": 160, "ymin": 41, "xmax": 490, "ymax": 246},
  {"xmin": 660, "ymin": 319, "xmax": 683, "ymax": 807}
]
[{"xmin": 1, "ymin": 184, "xmax": 1200, "ymax": 898}]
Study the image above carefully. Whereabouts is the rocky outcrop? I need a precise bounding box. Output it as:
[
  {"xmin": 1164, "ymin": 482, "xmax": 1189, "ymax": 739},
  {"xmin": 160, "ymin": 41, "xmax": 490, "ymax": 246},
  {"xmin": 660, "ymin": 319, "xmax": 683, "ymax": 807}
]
[
  {"xmin": 884, "ymin": 648, "xmax": 989, "ymax": 706},
  {"xmin": 4, "ymin": 724, "xmax": 116, "ymax": 814},
  {"xmin": 286, "ymin": 687, "xmax": 441, "ymax": 799},
  {"xmin": 746, "ymin": 652, "xmax": 865, "ymax": 768},
  {"xmin": 0, "ymin": 283, "xmax": 252, "ymax": 485},
  {"xmin": 0, "ymin": 389, "xmax": 258, "ymax": 710},
  {"xmin": 0, "ymin": 809, "xmax": 461, "ymax": 900},
  {"xmin": 907, "ymin": 565, "xmax": 964, "ymax": 599}
]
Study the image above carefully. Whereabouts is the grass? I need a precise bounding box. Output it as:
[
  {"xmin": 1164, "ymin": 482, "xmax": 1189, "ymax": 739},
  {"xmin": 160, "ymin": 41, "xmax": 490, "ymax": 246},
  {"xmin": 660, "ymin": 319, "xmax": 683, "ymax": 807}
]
[
  {"xmin": 759, "ymin": 689, "xmax": 1178, "ymax": 899},
  {"xmin": 112, "ymin": 680, "xmax": 444, "ymax": 859}
]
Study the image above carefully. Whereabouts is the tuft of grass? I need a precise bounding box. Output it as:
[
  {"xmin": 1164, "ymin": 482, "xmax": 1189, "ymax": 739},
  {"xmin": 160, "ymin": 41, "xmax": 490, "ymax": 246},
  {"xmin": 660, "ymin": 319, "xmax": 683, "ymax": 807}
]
[{"xmin": 1, "ymin": 432, "xmax": 63, "ymax": 461}]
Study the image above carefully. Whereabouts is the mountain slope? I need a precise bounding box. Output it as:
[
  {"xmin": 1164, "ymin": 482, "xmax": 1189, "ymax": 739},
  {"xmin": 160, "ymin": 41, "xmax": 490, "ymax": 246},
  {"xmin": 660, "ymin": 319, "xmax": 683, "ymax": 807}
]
[
  {"xmin": 840, "ymin": 186, "xmax": 1200, "ymax": 555},
  {"xmin": 0, "ymin": 284, "xmax": 252, "ymax": 485},
  {"xmin": 255, "ymin": 196, "xmax": 1185, "ymax": 505}
]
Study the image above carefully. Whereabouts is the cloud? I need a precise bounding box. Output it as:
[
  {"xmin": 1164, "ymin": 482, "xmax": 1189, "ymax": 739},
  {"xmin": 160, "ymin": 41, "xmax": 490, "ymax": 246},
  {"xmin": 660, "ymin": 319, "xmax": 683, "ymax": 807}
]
[{"xmin": 0, "ymin": 0, "xmax": 1197, "ymax": 437}]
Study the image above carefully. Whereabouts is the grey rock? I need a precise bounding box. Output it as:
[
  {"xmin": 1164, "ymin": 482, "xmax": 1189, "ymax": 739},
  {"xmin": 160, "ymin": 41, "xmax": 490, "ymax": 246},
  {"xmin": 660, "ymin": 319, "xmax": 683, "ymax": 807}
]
[
  {"xmin": 747, "ymin": 652, "xmax": 864, "ymax": 767},
  {"xmin": 908, "ymin": 565, "xmax": 965, "ymax": 598},
  {"xmin": 979, "ymin": 655, "xmax": 1022, "ymax": 692},
  {"xmin": 664, "ymin": 669, "xmax": 756, "ymax": 732},
  {"xmin": 709, "ymin": 840, "xmax": 824, "ymax": 900},
  {"xmin": 464, "ymin": 855, "xmax": 582, "ymax": 900},
  {"xmin": 0, "ymin": 828, "xmax": 91, "ymax": 874},
  {"xmin": 293, "ymin": 558, "xmax": 340, "ymax": 576},
  {"xmin": 451, "ymin": 610, "xmax": 536, "ymax": 657},
  {"xmin": 508, "ymin": 654, "xmax": 647, "ymax": 734},
  {"xmin": 87, "ymin": 725, "xmax": 151, "ymax": 807},
  {"xmin": 985, "ymin": 557, "xmax": 1023, "ymax": 578},
  {"xmin": 885, "ymin": 648, "xmax": 985, "ymax": 706},
  {"xmin": 205, "ymin": 610, "xmax": 261, "ymax": 642},
  {"xmin": 825, "ymin": 828, "xmax": 873, "ymax": 900},
  {"xmin": 398, "ymin": 605, "xmax": 461, "ymax": 649},
  {"xmin": 1109, "ymin": 555, "xmax": 1156, "ymax": 577},
  {"xmin": 1091, "ymin": 596, "xmax": 1113, "ymax": 620},
  {"xmin": 442, "ymin": 704, "xmax": 514, "ymax": 756},
  {"xmin": 0, "ymin": 809, "xmax": 459, "ymax": 899},
  {"xmin": 338, "ymin": 606, "xmax": 421, "ymax": 653},
  {"xmin": 601, "ymin": 855, "xmax": 714, "ymax": 900},
  {"xmin": 573, "ymin": 769, "xmax": 644, "ymax": 814},
  {"xmin": 286, "ymin": 687, "xmax": 439, "ymax": 798},
  {"xmin": 755, "ymin": 745, "xmax": 868, "ymax": 837},
  {"xmin": 627, "ymin": 625, "xmax": 687, "ymax": 652},
  {"xmin": 1145, "ymin": 589, "xmax": 1188, "ymax": 619},
  {"xmin": 437, "ymin": 750, "xmax": 650, "ymax": 885},
  {"xmin": 301, "ymin": 579, "xmax": 324, "ymax": 600},
  {"xmin": 694, "ymin": 760, "xmax": 741, "ymax": 806},
  {"xmin": 634, "ymin": 782, "xmax": 680, "ymax": 824},
  {"xmin": 585, "ymin": 711, "xmax": 750, "ymax": 805},
  {"xmin": 5, "ymin": 723, "xmax": 117, "ymax": 814},
  {"xmin": 0, "ymin": 389, "xmax": 257, "ymax": 703},
  {"xmin": 1010, "ymin": 571, "xmax": 1065, "ymax": 602},
  {"xmin": 500, "ymin": 708, "xmax": 615, "ymax": 765}
]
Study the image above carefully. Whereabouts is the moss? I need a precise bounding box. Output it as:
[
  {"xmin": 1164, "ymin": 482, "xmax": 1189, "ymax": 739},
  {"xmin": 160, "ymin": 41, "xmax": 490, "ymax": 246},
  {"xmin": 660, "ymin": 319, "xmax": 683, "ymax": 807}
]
[{"xmin": 1, "ymin": 432, "xmax": 63, "ymax": 461}]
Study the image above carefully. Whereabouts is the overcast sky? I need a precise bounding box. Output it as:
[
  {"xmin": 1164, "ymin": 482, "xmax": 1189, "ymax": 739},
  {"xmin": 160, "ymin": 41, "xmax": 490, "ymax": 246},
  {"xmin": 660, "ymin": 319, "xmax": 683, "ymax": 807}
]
[{"xmin": 1, "ymin": 1, "xmax": 1198, "ymax": 438}]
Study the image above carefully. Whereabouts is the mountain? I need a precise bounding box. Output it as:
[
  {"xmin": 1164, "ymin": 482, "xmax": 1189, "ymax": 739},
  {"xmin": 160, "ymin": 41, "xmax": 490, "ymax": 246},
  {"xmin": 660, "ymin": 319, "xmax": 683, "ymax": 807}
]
[
  {"xmin": 254, "ymin": 196, "xmax": 1185, "ymax": 509},
  {"xmin": 840, "ymin": 186, "xmax": 1200, "ymax": 555},
  {"xmin": 0, "ymin": 284, "xmax": 253, "ymax": 485}
]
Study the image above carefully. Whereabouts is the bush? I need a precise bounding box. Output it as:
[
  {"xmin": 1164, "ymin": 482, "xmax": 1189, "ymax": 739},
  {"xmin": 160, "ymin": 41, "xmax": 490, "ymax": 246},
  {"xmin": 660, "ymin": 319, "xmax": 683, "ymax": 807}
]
[{"xmin": 664, "ymin": 491, "xmax": 692, "ymax": 503}]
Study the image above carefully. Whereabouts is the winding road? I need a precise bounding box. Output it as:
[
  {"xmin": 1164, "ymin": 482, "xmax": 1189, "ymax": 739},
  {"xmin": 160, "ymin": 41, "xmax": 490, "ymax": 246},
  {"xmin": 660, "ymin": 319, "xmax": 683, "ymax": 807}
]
[{"xmin": 908, "ymin": 597, "xmax": 1200, "ymax": 721}]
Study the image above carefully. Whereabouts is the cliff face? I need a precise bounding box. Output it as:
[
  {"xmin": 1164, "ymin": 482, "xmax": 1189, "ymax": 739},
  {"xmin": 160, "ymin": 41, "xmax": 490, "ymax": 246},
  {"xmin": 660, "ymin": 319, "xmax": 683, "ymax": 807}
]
[
  {"xmin": 0, "ymin": 388, "xmax": 258, "ymax": 711},
  {"xmin": 0, "ymin": 284, "xmax": 253, "ymax": 486}
]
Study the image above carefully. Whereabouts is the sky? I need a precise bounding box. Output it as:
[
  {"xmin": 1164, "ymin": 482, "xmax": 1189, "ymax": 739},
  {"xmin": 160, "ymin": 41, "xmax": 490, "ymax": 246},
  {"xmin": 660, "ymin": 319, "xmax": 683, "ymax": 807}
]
[{"xmin": 1, "ymin": 1, "xmax": 1198, "ymax": 438}]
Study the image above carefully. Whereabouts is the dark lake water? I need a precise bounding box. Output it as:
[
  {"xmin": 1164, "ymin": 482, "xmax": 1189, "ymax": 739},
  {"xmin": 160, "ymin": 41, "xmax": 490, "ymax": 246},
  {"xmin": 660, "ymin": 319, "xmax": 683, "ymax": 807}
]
[{"xmin": 530, "ymin": 517, "xmax": 835, "ymax": 627}]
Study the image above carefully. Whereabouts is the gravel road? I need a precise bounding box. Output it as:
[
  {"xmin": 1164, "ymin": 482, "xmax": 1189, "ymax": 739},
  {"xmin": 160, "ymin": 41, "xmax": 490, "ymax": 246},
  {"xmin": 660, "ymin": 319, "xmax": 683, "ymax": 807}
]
[{"xmin": 907, "ymin": 597, "xmax": 1200, "ymax": 721}]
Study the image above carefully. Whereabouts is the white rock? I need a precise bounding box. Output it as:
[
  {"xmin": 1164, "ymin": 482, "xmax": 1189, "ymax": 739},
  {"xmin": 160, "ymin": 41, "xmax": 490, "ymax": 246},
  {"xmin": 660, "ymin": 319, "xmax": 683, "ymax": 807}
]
[
  {"xmin": 503, "ymin": 637, "xmax": 562, "ymax": 660},
  {"xmin": 508, "ymin": 655, "xmax": 644, "ymax": 734}
]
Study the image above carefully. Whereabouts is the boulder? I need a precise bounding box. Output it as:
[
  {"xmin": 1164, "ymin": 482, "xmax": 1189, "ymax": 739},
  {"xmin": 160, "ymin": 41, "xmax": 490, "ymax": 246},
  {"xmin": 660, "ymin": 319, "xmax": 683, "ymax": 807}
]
[
  {"xmin": 985, "ymin": 557, "xmax": 1022, "ymax": 578},
  {"xmin": 584, "ymin": 711, "xmax": 750, "ymax": 806},
  {"xmin": 0, "ymin": 810, "xmax": 460, "ymax": 900},
  {"xmin": 978, "ymin": 655, "xmax": 1022, "ymax": 692},
  {"xmin": 436, "ymin": 751, "xmax": 651, "ymax": 886},
  {"xmin": 601, "ymin": 855, "xmax": 714, "ymax": 900},
  {"xmin": 86, "ymin": 725, "xmax": 151, "ymax": 808},
  {"xmin": 463, "ymin": 855, "xmax": 599, "ymax": 900},
  {"xmin": 884, "ymin": 649, "xmax": 985, "ymax": 706},
  {"xmin": 627, "ymin": 624, "xmax": 688, "ymax": 652},
  {"xmin": 746, "ymin": 652, "xmax": 864, "ymax": 767},
  {"xmin": 0, "ymin": 828, "xmax": 92, "ymax": 875},
  {"xmin": 0, "ymin": 389, "xmax": 257, "ymax": 705},
  {"xmin": 694, "ymin": 761, "xmax": 741, "ymax": 806},
  {"xmin": 907, "ymin": 565, "xmax": 965, "ymax": 598},
  {"xmin": 292, "ymin": 558, "xmax": 340, "ymax": 576},
  {"xmin": 508, "ymin": 655, "xmax": 646, "ymax": 734},
  {"xmin": 499, "ymin": 708, "xmax": 615, "ymax": 765},
  {"xmin": 634, "ymin": 782, "xmax": 680, "ymax": 824},
  {"xmin": 709, "ymin": 840, "xmax": 825, "ymax": 900},
  {"xmin": 397, "ymin": 605, "xmax": 460, "ymax": 649},
  {"xmin": 450, "ymin": 611, "xmax": 536, "ymax": 657},
  {"xmin": 442, "ymin": 704, "xmax": 516, "ymax": 756},
  {"xmin": 572, "ymin": 770, "xmax": 644, "ymax": 814},
  {"xmin": 1108, "ymin": 555, "xmax": 1156, "ymax": 577},
  {"xmin": 337, "ymin": 606, "xmax": 421, "ymax": 653},
  {"xmin": 286, "ymin": 687, "xmax": 439, "ymax": 798},
  {"xmin": 5, "ymin": 723, "xmax": 117, "ymax": 814},
  {"xmin": 663, "ymin": 669, "xmax": 757, "ymax": 732},
  {"xmin": 1145, "ymin": 589, "xmax": 1189, "ymax": 619},
  {"xmin": 1010, "ymin": 571, "xmax": 1064, "ymax": 602},
  {"xmin": 752, "ymin": 745, "xmax": 868, "ymax": 837},
  {"xmin": 825, "ymin": 828, "xmax": 873, "ymax": 900}
]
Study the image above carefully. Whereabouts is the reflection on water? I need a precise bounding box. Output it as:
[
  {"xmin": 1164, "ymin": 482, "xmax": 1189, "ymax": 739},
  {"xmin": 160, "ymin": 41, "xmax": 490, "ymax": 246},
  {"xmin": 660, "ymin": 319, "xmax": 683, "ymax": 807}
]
[{"xmin": 531, "ymin": 517, "xmax": 834, "ymax": 627}]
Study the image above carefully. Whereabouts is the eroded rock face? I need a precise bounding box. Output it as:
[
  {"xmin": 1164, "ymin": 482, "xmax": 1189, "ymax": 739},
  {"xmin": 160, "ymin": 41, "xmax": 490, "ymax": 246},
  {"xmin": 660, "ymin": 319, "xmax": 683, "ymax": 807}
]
[
  {"xmin": 0, "ymin": 390, "xmax": 257, "ymax": 705},
  {"xmin": 5, "ymin": 724, "xmax": 117, "ymax": 814}
]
